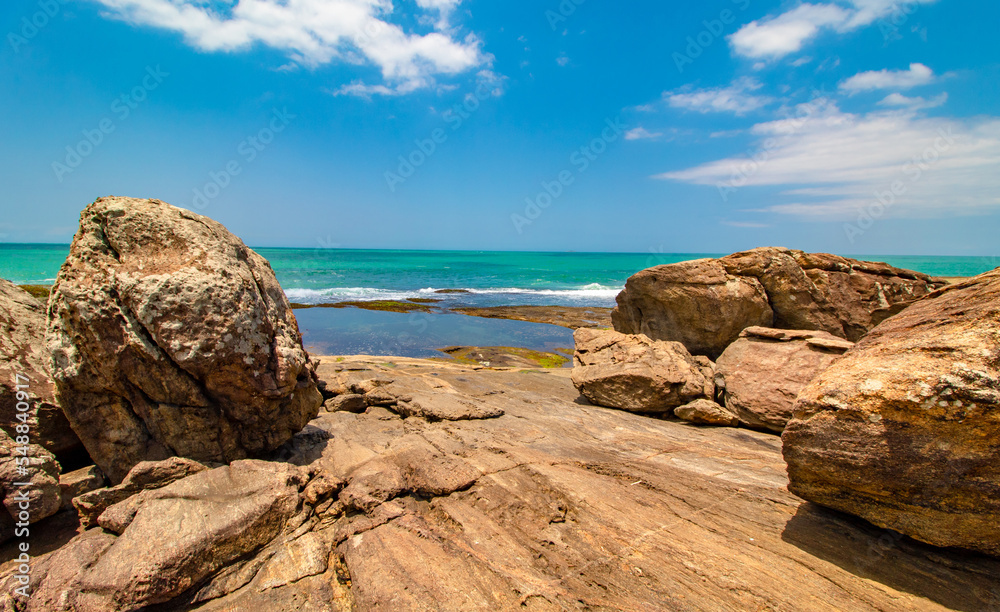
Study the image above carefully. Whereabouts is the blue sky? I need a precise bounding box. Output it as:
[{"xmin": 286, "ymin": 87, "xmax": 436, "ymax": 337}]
[{"xmin": 1, "ymin": 0, "xmax": 998, "ymax": 255}]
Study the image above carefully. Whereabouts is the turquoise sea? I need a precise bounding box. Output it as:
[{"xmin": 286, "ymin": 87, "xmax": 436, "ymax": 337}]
[
  {"xmin": 3, "ymin": 244, "xmax": 998, "ymax": 303},
  {"xmin": 3, "ymin": 244, "xmax": 997, "ymax": 357}
]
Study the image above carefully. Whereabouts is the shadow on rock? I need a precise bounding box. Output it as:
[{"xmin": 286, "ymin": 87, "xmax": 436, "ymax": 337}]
[{"xmin": 781, "ymin": 502, "xmax": 1000, "ymax": 612}]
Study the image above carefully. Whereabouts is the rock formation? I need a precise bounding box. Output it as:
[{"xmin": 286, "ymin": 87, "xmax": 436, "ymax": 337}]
[
  {"xmin": 47, "ymin": 197, "xmax": 322, "ymax": 482},
  {"xmin": 715, "ymin": 327, "xmax": 853, "ymax": 432},
  {"xmin": 0, "ymin": 279, "xmax": 80, "ymax": 457},
  {"xmin": 2, "ymin": 356, "xmax": 997, "ymax": 610},
  {"xmin": 571, "ymin": 328, "xmax": 714, "ymax": 413},
  {"xmin": 610, "ymin": 258, "xmax": 773, "ymax": 358},
  {"xmin": 29, "ymin": 461, "xmax": 310, "ymax": 611},
  {"xmin": 73, "ymin": 456, "xmax": 209, "ymax": 528},
  {"xmin": 783, "ymin": 268, "xmax": 1000, "ymax": 556},
  {"xmin": 612, "ymin": 247, "xmax": 943, "ymax": 358},
  {"xmin": 0, "ymin": 429, "xmax": 61, "ymax": 537}
]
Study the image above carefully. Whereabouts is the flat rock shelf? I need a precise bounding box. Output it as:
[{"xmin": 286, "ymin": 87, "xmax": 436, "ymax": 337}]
[{"xmin": 292, "ymin": 356, "xmax": 998, "ymax": 611}]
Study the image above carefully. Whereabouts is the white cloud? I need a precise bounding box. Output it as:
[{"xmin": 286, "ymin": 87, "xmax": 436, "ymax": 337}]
[
  {"xmin": 657, "ymin": 101, "xmax": 1000, "ymax": 219},
  {"xmin": 730, "ymin": 4, "xmax": 849, "ymax": 59},
  {"xmin": 729, "ymin": 0, "xmax": 938, "ymax": 60},
  {"xmin": 415, "ymin": 0, "xmax": 461, "ymax": 29},
  {"xmin": 840, "ymin": 63, "xmax": 934, "ymax": 92},
  {"xmin": 90, "ymin": 0, "xmax": 488, "ymax": 95},
  {"xmin": 878, "ymin": 92, "xmax": 948, "ymax": 109},
  {"xmin": 556, "ymin": 55, "xmax": 570, "ymax": 67},
  {"xmin": 665, "ymin": 77, "xmax": 772, "ymax": 115},
  {"xmin": 625, "ymin": 127, "xmax": 662, "ymax": 141}
]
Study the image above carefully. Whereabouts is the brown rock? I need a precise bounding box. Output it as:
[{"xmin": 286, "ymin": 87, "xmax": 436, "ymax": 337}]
[
  {"xmin": 73, "ymin": 456, "xmax": 208, "ymax": 528},
  {"xmin": 722, "ymin": 248, "xmax": 941, "ymax": 341},
  {"xmin": 47, "ymin": 197, "xmax": 323, "ymax": 482},
  {"xmin": 22, "ymin": 528, "xmax": 119, "ymax": 612},
  {"xmin": 324, "ymin": 394, "xmax": 367, "ymax": 413},
  {"xmin": 394, "ymin": 390, "xmax": 505, "ymax": 421},
  {"xmin": 0, "ymin": 428, "xmax": 61, "ymax": 531},
  {"xmin": 612, "ymin": 248, "xmax": 942, "ymax": 358},
  {"xmin": 9, "ymin": 355, "xmax": 999, "ymax": 611},
  {"xmin": 674, "ymin": 399, "xmax": 738, "ymax": 426},
  {"xmin": 0, "ymin": 279, "xmax": 81, "ymax": 457},
  {"xmin": 716, "ymin": 327, "xmax": 853, "ymax": 433},
  {"xmin": 20, "ymin": 460, "xmax": 307, "ymax": 611},
  {"xmin": 571, "ymin": 328, "xmax": 714, "ymax": 413},
  {"xmin": 58, "ymin": 465, "xmax": 105, "ymax": 511},
  {"xmin": 611, "ymin": 258, "xmax": 773, "ymax": 358},
  {"xmin": 783, "ymin": 268, "xmax": 1000, "ymax": 556}
]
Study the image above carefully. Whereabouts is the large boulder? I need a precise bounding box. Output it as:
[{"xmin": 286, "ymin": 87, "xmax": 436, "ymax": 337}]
[
  {"xmin": 0, "ymin": 279, "xmax": 81, "ymax": 457},
  {"xmin": 612, "ymin": 247, "xmax": 942, "ymax": 358},
  {"xmin": 715, "ymin": 327, "xmax": 853, "ymax": 433},
  {"xmin": 47, "ymin": 197, "xmax": 323, "ymax": 482},
  {"xmin": 610, "ymin": 259, "xmax": 773, "ymax": 358},
  {"xmin": 571, "ymin": 328, "xmax": 714, "ymax": 413},
  {"xmin": 783, "ymin": 268, "xmax": 1000, "ymax": 556}
]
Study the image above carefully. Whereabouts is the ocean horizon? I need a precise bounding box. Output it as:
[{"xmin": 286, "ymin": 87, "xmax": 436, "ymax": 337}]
[{"xmin": 2, "ymin": 244, "xmax": 998, "ymax": 311}]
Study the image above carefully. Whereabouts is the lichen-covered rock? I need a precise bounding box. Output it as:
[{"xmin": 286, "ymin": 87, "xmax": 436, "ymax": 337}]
[
  {"xmin": 612, "ymin": 248, "xmax": 942, "ymax": 358},
  {"xmin": 0, "ymin": 279, "xmax": 81, "ymax": 457},
  {"xmin": 783, "ymin": 268, "xmax": 1000, "ymax": 556},
  {"xmin": 716, "ymin": 327, "xmax": 853, "ymax": 433},
  {"xmin": 47, "ymin": 197, "xmax": 323, "ymax": 482},
  {"xmin": 571, "ymin": 328, "xmax": 714, "ymax": 413}
]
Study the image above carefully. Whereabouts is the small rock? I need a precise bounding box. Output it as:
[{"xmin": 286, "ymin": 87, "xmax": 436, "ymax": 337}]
[
  {"xmin": 364, "ymin": 388, "xmax": 398, "ymax": 407},
  {"xmin": 395, "ymin": 391, "xmax": 504, "ymax": 421},
  {"xmin": 571, "ymin": 328, "xmax": 715, "ymax": 413},
  {"xmin": 674, "ymin": 399, "xmax": 738, "ymax": 426},
  {"xmin": 59, "ymin": 465, "xmax": 106, "ymax": 511},
  {"xmin": 325, "ymin": 394, "xmax": 368, "ymax": 413},
  {"xmin": 255, "ymin": 532, "xmax": 331, "ymax": 591},
  {"xmin": 0, "ymin": 428, "xmax": 61, "ymax": 535}
]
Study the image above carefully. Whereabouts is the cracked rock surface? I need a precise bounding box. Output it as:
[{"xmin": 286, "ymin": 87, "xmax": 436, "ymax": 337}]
[
  {"xmin": 2, "ymin": 357, "xmax": 996, "ymax": 611},
  {"xmin": 46, "ymin": 197, "xmax": 323, "ymax": 482}
]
